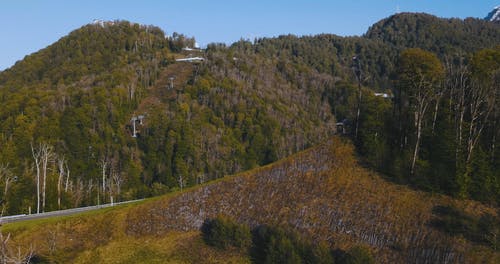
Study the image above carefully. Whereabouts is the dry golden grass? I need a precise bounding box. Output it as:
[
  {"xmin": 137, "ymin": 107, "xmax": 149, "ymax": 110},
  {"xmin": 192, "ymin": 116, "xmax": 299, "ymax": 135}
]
[
  {"xmin": 74, "ymin": 231, "xmax": 249, "ymax": 264},
  {"xmin": 125, "ymin": 137, "xmax": 499, "ymax": 263},
  {"xmin": 3, "ymin": 137, "xmax": 499, "ymax": 263}
]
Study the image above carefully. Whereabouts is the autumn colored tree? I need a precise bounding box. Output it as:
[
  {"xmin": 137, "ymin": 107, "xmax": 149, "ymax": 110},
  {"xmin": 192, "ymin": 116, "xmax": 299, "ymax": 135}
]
[{"xmin": 396, "ymin": 48, "xmax": 444, "ymax": 176}]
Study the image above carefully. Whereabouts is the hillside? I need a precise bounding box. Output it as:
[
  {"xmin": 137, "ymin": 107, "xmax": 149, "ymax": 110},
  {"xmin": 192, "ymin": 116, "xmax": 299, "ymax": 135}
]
[
  {"xmin": 0, "ymin": 20, "xmax": 335, "ymax": 215},
  {"xmin": 224, "ymin": 14, "xmax": 499, "ymax": 205},
  {"xmin": 0, "ymin": 13, "xmax": 498, "ymax": 263},
  {"xmin": 365, "ymin": 13, "xmax": 500, "ymax": 54},
  {"xmin": 3, "ymin": 138, "xmax": 498, "ymax": 263}
]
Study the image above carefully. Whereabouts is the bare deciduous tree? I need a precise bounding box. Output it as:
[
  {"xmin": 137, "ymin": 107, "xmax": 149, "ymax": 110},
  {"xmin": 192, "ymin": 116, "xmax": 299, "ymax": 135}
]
[
  {"xmin": 111, "ymin": 171, "xmax": 124, "ymax": 200},
  {"xmin": 31, "ymin": 143, "xmax": 42, "ymax": 214},
  {"xmin": 0, "ymin": 232, "xmax": 34, "ymax": 264},
  {"xmin": 178, "ymin": 174, "xmax": 185, "ymax": 191},
  {"xmin": 446, "ymin": 58, "xmax": 469, "ymax": 166},
  {"xmin": 465, "ymin": 80, "xmax": 495, "ymax": 164},
  {"xmin": 56, "ymin": 155, "xmax": 68, "ymax": 210},
  {"xmin": 40, "ymin": 144, "xmax": 55, "ymax": 213},
  {"xmin": 0, "ymin": 164, "xmax": 14, "ymax": 217}
]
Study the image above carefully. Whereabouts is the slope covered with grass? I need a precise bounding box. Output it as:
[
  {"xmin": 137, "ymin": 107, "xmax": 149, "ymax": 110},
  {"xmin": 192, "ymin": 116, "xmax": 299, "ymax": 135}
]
[{"xmin": 3, "ymin": 137, "xmax": 498, "ymax": 263}]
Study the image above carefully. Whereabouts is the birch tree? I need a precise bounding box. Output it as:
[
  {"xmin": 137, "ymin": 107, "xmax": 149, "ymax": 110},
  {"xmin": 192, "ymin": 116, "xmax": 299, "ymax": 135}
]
[
  {"xmin": 57, "ymin": 155, "xmax": 68, "ymax": 209},
  {"xmin": 396, "ymin": 49, "xmax": 444, "ymax": 176},
  {"xmin": 40, "ymin": 144, "xmax": 55, "ymax": 212},
  {"xmin": 99, "ymin": 157, "xmax": 109, "ymax": 204},
  {"xmin": 445, "ymin": 58, "xmax": 471, "ymax": 196},
  {"xmin": 466, "ymin": 48, "xmax": 499, "ymax": 164},
  {"xmin": 31, "ymin": 142, "xmax": 55, "ymax": 213},
  {"xmin": 0, "ymin": 164, "xmax": 14, "ymax": 216},
  {"xmin": 31, "ymin": 143, "xmax": 42, "ymax": 214}
]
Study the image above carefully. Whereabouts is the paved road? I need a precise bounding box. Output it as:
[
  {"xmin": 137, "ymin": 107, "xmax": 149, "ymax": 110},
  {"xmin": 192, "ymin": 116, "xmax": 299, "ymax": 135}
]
[{"xmin": 0, "ymin": 199, "xmax": 144, "ymax": 224}]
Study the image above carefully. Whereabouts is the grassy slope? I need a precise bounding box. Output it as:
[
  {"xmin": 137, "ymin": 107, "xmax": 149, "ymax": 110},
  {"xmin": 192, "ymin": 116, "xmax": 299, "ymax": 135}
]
[
  {"xmin": 3, "ymin": 137, "xmax": 499, "ymax": 263},
  {"xmin": 2, "ymin": 201, "xmax": 249, "ymax": 263}
]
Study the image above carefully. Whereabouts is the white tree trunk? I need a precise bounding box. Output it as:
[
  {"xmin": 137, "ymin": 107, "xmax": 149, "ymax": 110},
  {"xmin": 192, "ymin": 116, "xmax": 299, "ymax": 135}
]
[
  {"xmin": 100, "ymin": 158, "xmax": 108, "ymax": 204},
  {"xmin": 40, "ymin": 144, "xmax": 54, "ymax": 213},
  {"xmin": 31, "ymin": 143, "xmax": 42, "ymax": 214},
  {"xmin": 57, "ymin": 156, "xmax": 66, "ymax": 210}
]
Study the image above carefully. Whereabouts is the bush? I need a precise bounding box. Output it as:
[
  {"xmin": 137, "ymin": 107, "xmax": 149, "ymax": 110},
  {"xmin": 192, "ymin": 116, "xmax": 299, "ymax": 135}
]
[
  {"xmin": 201, "ymin": 215, "xmax": 252, "ymax": 250},
  {"xmin": 251, "ymin": 225, "xmax": 335, "ymax": 264},
  {"xmin": 251, "ymin": 225, "xmax": 300, "ymax": 264},
  {"xmin": 340, "ymin": 246, "xmax": 374, "ymax": 264},
  {"xmin": 304, "ymin": 242, "xmax": 336, "ymax": 264},
  {"xmin": 203, "ymin": 221, "xmax": 338, "ymax": 263}
]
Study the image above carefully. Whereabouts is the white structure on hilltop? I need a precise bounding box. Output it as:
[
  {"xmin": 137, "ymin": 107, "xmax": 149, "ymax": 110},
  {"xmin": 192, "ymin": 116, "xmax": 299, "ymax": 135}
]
[
  {"xmin": 92, "ymin": 19, "xmax": 116, "ymax": 27},
  {"xmin": 374, "ymin": 93, "xmax": 393, "ymax": 99},
  {"xmin": 175, "ymin": 57, "xmax": 205, "ymax": 62}
]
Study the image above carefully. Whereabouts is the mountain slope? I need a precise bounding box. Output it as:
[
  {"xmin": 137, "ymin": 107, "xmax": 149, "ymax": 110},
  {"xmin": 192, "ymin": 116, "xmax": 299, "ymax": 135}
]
[
  {"xmin": 4, "ymin": 138, "xmax": 498, "ymax": 263},
  {"xmin": 0, "ymin": 20, "xmax": 336, "ymax": 215},
  {"xmin": 366, "ymin": 13, "xmax": 500, "ymax": 54},
  {"xmin": 126, "ymin": 137, "xmax": 498, "ymax": 263},
  {"xmin": 235, "ymin": 13, "xmax": 500, "ymax": 90}
]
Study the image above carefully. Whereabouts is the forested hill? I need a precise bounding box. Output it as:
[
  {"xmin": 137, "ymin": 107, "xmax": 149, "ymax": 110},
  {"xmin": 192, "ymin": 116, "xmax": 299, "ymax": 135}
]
[
  {"xmin": 0, "ymin": 12, "xmax": 498, "ymax": 218},
  {"xmin": 365, "ymin": 12, "xmax": 500, "ymax": 53},
  {"xmin": 243, "ymin": 13, "xmax": 499, "ymax": 90},
  {"xmin": 0, "ymin": 20, "xmax": 336, "ymax": 215},
  {"xmin": 0, "ymin": 21, "xmax": 169, "ymax": 87}
]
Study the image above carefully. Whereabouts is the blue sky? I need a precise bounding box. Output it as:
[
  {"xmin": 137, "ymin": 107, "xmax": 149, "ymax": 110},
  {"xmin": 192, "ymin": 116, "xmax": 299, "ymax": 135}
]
[{"xmin": 0, "ymin": 0, "xmax": 497, "ymax": 70}]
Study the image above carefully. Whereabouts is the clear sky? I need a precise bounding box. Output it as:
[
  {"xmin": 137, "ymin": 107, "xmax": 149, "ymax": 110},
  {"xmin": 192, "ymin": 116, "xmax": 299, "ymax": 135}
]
[{"xmin": 0, "ymin": 0, "xmax": 498, "ymax": 70}]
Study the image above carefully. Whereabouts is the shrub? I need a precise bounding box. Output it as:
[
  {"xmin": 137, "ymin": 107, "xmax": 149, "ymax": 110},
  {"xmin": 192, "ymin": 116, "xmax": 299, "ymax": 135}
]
[
  {"xmin": 251, "ymin": 225, "xmax": 300, "ymax": 264},
  {"xmin": 340, "ymin": 246, "xmax": 374, "ymax": 264},
  {"xmin": 203, "ymin": 221, "xmax": 338, "ymax": 263},
  {"xmin": 303, "ymin": 242, "xmax": 336, "ymax": 264},
  {"xmin": 251, "ymin": 225, "xmax": 335, "ymax": 264},
  {"xmin": 201, "ymin": 215, "xmax": 252, "ymax": 250}
]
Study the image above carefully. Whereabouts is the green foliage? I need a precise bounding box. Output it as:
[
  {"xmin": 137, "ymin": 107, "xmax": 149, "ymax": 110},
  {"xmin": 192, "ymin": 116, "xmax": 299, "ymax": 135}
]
[
  {"xmin": 366, "ymin": 13, "xmax": 500, "ymax": 55},
  {"xmin": 250, "ymin": 225, "xmax": 335, "ymax": 264},
  {"xmin": 339, "ymin": 246, "xmax": 374, "ymax": 264},
  {"xmin": 227, "ymin": 15, "xmax": 499, "ymax": 206},
  {"xmin": 201, "ymin": 215, "xmax": 252, "ymax": 250},
  {"xmin": 356, "ymin": 92, "xmax": 392, "ymax": 169},
  {"xmin": 397, "ymin": 48, "xmax": 444, "ymax": 87},
  {"xmin": 201, "ymin": 221, "xmax": 338, "ymax": 263},
  {"xmin": 360, "ymin": 46, "xmax": 499, "ymax": 204},
  {"xmin": 0, "ymin": 13, "xmax": 499, "ymax": 215},
  {"xmin": 0, "ymin": 21, "xmax": 171, "ymax": 213}
]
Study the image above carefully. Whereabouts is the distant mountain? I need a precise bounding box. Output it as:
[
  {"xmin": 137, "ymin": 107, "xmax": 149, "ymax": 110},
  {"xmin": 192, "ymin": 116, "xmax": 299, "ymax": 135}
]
[
  {"xmin": 365, "ymin": 12, "xmax": 500, "ymax": 53},
  {"xmin": 245, "ymin": 13, "xmax": 500, "ymax": 90},
  {"xmin": 485, "ymin": 6, "xmax": 500, "ymax": 22}
]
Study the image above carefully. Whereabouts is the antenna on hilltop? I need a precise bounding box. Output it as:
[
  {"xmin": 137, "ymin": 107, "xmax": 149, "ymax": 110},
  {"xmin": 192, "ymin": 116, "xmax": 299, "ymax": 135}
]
[
  {"xmin": 169, "ymin": 76, "xmax": 175, "ymax": 90},
  {"xmin": 396, "ymin": 5, "xmax": 400, "ymax": 14},
  {"xmin": 131, "ymin": 117, "xmax": 137, "ymax": 137}
]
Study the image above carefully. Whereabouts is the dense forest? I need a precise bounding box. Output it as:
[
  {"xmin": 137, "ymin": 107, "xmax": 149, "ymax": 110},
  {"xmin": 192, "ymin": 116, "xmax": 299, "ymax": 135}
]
[
  {"xmin": 0, "ymin": 13, "xmax": 498, "ymax": 216},
  {"xmin": 229, "ymin": 13, "xmax": 500, "ymax": 204},
  {"xmin": 0, "ymin": 20, "xmax": 335, "ymax": 215}
]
